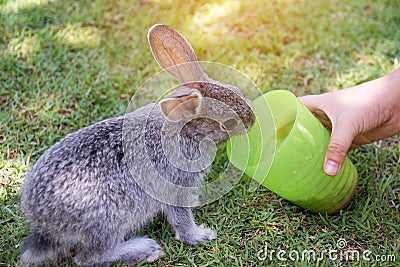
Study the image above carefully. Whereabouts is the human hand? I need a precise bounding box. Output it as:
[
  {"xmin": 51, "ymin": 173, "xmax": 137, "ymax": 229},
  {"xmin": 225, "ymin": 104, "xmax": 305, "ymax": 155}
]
[{"xmin": 299, "ymin": 68, "xmax": 400, "ymax": 176}]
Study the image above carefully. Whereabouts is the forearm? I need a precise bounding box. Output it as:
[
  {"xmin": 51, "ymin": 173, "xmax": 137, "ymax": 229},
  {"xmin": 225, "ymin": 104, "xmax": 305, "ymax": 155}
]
[
  {"xmin": 384, "ymin": 67, "xmax": 400, "ymax": 109},
  {"xmin": 366, "ymin": 67, "xmax": 400, "ymax": 137},
  {"xmin": 348, "ymin": 68, "xmax": 400, "ymax": 121}
]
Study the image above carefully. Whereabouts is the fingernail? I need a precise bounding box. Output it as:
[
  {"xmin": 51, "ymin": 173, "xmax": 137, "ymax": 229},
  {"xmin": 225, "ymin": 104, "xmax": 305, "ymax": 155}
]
[{"xmin": 325, "ymin": 160, "xmax": 339, "ymax": 176}]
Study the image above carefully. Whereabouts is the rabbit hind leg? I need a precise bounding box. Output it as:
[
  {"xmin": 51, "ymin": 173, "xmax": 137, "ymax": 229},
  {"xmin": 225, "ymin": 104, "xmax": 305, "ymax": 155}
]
[
  {"xmin": 73, "ymin": 237, "xmax": 164, "ymax": 266},
  {"xmin": 110, "ymin": 237, "xmax": 165, "ymax": 264}
]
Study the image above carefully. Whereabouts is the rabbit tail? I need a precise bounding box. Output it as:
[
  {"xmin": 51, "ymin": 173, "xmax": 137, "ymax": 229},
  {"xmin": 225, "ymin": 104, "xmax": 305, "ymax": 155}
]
[{"xmin": 20, "ymin": 231, "xmax": 59, "ymax": 266}]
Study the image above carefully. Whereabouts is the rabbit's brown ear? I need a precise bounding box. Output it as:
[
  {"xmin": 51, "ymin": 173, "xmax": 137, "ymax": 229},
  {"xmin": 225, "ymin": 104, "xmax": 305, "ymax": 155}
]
[
  {"xmin": 160, "ymin": 91, "xmax": 201, "ymax": 121},
  {"xmin": 148, "ymin": 24, "xmax": 205, "ymax": 84}
]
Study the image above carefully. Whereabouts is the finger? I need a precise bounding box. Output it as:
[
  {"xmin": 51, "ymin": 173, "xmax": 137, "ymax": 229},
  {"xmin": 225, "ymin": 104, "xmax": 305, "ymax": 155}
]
[
  {"xmin": 311, "ymin": 109, "xmax": 332, "ymax": 132},
  {"xmin": 349, "ymin": 143, "xmax": 361, "ymax": 150},
  {"xmin": 299, "ymin": 96, "xmax": 333, "ymax": 131},
  {"xmin": 298, "ymin": 95, "xmax": 321, "ymax": 111},
  {"xmin": 324, "ymin": 124, "xmax": 356, "ymax": 176}
]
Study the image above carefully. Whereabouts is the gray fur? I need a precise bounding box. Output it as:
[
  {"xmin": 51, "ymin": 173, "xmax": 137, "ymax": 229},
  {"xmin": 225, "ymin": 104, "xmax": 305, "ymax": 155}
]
[{"xmin": 20, "ymin": 24, "xmax": 255, "ymax": 266}]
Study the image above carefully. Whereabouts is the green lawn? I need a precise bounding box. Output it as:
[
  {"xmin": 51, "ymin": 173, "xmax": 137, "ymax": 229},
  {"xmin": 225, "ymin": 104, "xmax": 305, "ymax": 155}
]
[{"xmin": 1, "ymin": 0, "xmax": 399, "ymax": 266}]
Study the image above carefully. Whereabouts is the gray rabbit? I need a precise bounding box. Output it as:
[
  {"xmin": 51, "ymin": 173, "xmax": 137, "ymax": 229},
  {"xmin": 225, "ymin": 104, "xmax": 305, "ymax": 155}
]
[{"xmin": 20, "ymin": 24, "xmax": 255, "ymax": 266}]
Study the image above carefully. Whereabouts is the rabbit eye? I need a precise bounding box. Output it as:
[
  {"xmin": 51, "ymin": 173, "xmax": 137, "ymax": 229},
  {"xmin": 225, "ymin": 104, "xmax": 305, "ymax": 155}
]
[
  {"xmin": 221, "ymin": 118, "xmax": 238, "ymax": 131},
  {"xmin": 191, "ymin": 82, "xmax": 204, "ymax": 89}
]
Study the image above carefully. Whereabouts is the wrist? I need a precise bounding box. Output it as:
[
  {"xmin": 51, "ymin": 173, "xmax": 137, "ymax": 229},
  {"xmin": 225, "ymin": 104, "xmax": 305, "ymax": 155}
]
[
  {"xmin": 379, "ymin": 68, "xmax": 400, "ymax": 136},
  {"xmin": 383, "ymin": 68, "xmax": 400, "ymax": 112}
]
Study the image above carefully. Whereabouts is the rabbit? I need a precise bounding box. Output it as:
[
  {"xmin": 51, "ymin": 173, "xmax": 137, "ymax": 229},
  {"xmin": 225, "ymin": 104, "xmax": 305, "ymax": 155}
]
[{"xmin": 20, "ymin": 24, "xmax": 255, "ymax": 266}]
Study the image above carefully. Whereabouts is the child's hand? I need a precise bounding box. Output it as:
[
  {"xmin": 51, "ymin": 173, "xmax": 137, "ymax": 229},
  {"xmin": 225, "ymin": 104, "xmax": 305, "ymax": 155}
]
[{"xmin": 299, "ymin": 68, "xmax": 400, "ymax": 176}]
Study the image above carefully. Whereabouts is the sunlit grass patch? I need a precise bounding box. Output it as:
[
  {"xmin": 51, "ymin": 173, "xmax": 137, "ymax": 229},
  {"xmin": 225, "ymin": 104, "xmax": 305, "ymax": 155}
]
[
  {"xmin": 5, "ymin": 35, "xmax": 40, "ymax": 57},
  {"xmin": 58, "ymin": 24, "xmax": 101, "ymax": 48},
  {"xmin": 0, "ymin": 0, "xmax": 53, "ymax": 13},
  {"xmin": 0, "ymin": 158, "xmax": 27, "ymax": 201}
]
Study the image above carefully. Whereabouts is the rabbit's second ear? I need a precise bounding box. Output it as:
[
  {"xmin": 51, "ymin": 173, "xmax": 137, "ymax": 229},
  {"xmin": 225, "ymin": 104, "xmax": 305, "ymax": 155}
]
[
  {"xmin": 148, "ymin": 24, "xmax": 205, "ymax": 84},
  {"xmin": 160, "ymin": 91, "xmax": 202, "ymax": 121}
]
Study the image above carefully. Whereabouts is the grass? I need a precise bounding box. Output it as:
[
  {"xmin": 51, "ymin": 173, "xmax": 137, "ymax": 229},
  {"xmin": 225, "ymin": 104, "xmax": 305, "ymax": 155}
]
[{"xmin": 1, "ymin": 0, "xmax": 399, "ymax": 266}]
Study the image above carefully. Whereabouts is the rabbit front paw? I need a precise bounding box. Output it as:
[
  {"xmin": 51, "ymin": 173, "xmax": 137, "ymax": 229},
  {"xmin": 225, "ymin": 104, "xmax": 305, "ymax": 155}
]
[{"xmin": 175, "ymin": 224, "xmax": 216, "ymax": 245}]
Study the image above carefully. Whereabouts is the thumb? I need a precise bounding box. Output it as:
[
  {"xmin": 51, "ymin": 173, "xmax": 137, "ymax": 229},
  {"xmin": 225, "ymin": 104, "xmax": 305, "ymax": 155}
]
[{"xmin": 324, "ymin": 124, "xmax": 355, "ymax": 176}]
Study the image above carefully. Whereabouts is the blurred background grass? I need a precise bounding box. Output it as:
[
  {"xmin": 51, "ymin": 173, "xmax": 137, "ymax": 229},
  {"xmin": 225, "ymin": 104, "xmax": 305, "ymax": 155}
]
[{"xmin": 1, "ymin": 0, "xmax": 399, "ymax": 266}]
